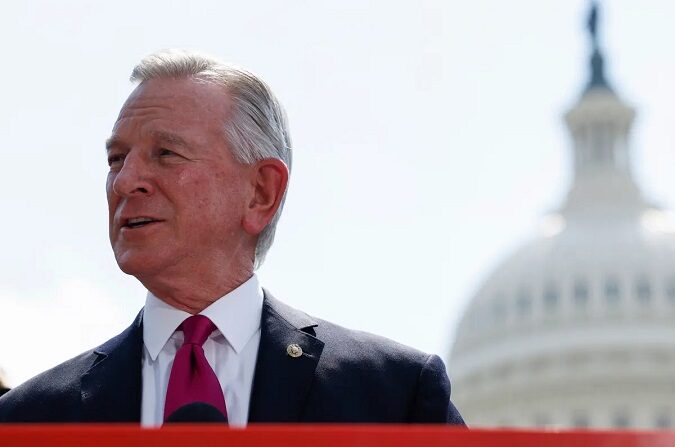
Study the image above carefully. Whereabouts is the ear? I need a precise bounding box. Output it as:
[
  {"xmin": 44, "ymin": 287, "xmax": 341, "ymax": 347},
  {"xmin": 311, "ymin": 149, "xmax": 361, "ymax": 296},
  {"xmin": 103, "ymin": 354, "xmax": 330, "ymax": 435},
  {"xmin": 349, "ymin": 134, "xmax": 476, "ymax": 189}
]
[{"xmin": 242, "ymin": 158, "xmax": 289, "ymax": 236}]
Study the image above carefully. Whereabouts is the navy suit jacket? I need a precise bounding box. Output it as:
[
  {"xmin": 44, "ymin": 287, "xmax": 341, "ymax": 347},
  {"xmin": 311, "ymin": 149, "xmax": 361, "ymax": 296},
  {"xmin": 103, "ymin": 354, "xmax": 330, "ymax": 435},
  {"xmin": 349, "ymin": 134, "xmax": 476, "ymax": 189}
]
[{"xmin": 0, "ymin": 293, "xmax": 464, "ymax": 424}]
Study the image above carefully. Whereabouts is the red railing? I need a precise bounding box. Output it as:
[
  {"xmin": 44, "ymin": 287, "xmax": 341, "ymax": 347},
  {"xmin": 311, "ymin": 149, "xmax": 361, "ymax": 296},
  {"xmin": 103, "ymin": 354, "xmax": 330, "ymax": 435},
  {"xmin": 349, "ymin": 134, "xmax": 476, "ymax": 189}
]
[{"xmin": 1, "ymin": 425, "xmax": 674, "ymax": 447}]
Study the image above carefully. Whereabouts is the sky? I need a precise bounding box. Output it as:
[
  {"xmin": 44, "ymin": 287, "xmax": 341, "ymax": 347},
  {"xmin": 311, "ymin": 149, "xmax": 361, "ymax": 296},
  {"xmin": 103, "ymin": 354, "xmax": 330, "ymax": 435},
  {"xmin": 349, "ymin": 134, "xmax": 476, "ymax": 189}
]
[{"xmin": 1, "ymin": 0, "xmax": 674, "ymax": 387}]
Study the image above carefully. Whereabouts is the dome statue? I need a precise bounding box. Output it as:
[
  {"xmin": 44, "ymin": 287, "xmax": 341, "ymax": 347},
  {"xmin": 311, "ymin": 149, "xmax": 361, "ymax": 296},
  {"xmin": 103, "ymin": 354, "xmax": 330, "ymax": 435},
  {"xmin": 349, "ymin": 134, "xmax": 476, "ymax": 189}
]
[{"xmin": 447, "ymin": 3, "xmax": 675, "ymax": 429}]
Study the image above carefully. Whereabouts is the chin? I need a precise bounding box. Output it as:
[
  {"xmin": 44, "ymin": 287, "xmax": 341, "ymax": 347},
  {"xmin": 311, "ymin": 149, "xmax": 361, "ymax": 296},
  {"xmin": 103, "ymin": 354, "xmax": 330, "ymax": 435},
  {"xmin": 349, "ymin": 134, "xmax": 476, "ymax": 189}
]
[{"xmin": 115, "ymin": 251, "xmax": 161, "ymax": 278}]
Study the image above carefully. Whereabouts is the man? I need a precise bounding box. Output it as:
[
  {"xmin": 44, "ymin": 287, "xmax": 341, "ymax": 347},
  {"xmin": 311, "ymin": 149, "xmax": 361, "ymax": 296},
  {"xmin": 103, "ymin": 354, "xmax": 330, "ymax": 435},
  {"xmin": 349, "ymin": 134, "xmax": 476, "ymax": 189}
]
[{"xmin": 0, "ymin": 50, "xmax": 464, "ymax": 426}]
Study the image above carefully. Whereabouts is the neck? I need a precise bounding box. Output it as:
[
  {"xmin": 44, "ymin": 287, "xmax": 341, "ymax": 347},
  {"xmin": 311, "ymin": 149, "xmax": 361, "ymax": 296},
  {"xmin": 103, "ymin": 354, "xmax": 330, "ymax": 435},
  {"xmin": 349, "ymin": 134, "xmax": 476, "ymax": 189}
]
[{"xmin": 139, "ymin": 261, "xmax": 254, "ymax": 314}]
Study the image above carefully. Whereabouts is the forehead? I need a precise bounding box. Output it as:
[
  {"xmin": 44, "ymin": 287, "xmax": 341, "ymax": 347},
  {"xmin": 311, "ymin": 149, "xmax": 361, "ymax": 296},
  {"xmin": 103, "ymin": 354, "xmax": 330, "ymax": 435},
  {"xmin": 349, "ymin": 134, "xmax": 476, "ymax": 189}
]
[{"xmin": 113, "ymin": 77, "xmax": 231, "ymax": 135}]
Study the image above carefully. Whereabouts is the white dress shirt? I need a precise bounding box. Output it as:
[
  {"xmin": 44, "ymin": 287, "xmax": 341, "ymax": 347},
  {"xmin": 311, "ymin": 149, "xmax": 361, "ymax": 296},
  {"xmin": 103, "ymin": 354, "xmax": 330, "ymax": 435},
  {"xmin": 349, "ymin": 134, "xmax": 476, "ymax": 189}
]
[{"xmin": 141, "ymin": 274, "xmax": 263, "ymax": 427}]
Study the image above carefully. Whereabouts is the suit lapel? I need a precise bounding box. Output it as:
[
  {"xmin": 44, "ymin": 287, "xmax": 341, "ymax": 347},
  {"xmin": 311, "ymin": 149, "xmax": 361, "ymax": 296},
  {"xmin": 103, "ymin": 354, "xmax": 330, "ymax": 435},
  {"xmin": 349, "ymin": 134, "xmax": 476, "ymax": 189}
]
[
  {"xmin": 80, "ymin": 310, "xmax": 144, "ymax": 422},
  {"xmin": 248, "ymin": 292, "xmax": 324, "ymax": 422}
]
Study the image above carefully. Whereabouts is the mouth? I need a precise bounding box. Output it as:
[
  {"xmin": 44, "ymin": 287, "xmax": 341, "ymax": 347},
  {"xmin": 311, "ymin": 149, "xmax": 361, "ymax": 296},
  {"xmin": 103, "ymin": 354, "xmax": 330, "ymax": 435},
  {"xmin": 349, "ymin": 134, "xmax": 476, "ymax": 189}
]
[{"xmin": 121, "ymin": 217, "xmax": 164, "ymax": 230}]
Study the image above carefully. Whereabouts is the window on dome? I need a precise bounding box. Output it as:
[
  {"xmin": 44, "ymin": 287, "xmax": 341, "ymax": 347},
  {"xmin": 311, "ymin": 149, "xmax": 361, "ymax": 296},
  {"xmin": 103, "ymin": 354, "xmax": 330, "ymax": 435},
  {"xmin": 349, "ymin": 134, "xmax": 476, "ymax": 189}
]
[
  {"xmin": 492, "ymin": 299, "xmax": 506, "ymax": 325},
  {"xmin": 656, "ymin": 412, "xmax": 672, "ymax": 429},
  {"xmin": 665, "ymin": 279, "xmax": 675, "ymax": 303},
  {"xmin": 612, "ymin": 411, "xmax": 631, "ymax": 429},
  {"xmin": 534, "ymin": 414, "xmax": 550, "ymax": 428},
  {"xmin": 635, "ymin": 278, "xmax": 651, "ymax": 304},
  {"xmin": 543, "ymin": 283, "xmax": 559, "ymax": 311},
  {"xmin": 496, "ymin": 418, "xmax": 511, "ymax": 428},
  {"xmin": 574, "ymin": 280, "xmax": 589, "ymax": 308},
  {"xmin": 572, "ymin": 412, "xmax": 590, "ymax": 428},
  {"xmin": 605, "ymin": 277, "xmax": 620, "ymax": 305},
  {"xmin": 516, "ymin": 290, "xmax": 532, "ymax": 318}
]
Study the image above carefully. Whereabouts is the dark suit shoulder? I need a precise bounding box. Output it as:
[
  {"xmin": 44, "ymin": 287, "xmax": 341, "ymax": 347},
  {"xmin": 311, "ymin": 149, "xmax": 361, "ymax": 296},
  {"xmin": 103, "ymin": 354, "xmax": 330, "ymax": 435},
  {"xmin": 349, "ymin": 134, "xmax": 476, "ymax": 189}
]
[
  {"xmin": 312, "ymin": 315, "xmax": 432, "ymax": 371},
  {"xmin": 264, "ymin": 292, "xmax": 431, "ymax": 366},
  {"xmin": 0, "ymin": 349, "xmax": 98, "ymax": 422},
  {"xmin": 260, "ymin": 293, "xmax": 465, "ymax": 424},
  {"xmin": 0, "ymin": 312, "xmax": 143, "ymax": 423},
  {"xmin": 274, "ymin": 302, "xmax": 462, "ymax": 424}
]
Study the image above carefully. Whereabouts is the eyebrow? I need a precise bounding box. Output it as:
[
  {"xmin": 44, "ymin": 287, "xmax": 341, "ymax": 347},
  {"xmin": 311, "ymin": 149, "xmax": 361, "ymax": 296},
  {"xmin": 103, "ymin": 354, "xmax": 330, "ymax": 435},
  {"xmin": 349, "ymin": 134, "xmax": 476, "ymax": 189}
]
[
  {"xmin": 105, "ymin": 136, "xmax": 125, "ymax": 153},
  {"xmin": 150, "ymin": 130, "xmax": 190, "ymax": 149},
  {"xmin": 105, "ymin": 131, "xmax": 190, "ymax": 152}
]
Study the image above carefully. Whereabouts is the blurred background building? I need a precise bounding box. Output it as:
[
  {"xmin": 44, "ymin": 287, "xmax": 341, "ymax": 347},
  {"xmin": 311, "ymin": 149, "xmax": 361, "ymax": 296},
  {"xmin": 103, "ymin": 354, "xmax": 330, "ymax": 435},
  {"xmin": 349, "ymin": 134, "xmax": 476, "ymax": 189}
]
[{"xmin": 448, "ymin": 3, "xmax": 675, "ymax": 430}]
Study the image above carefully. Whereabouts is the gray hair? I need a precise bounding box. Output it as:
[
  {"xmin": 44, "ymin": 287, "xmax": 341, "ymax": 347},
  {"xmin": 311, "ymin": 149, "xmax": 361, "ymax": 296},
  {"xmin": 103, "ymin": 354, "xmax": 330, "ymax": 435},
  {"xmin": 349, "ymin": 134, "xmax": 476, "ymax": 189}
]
[{"xmin": 130, "ymin": 49, "xmax": 292, "ymax": 269}]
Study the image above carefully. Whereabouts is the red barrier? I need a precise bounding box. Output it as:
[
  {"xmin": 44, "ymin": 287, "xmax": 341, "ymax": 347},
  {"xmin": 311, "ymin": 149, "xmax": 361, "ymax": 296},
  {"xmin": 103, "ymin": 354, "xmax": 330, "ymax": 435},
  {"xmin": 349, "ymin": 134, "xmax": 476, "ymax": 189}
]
[{"xmin": 1, "ymin": 425, "xmax": 674, "ymax": 447}]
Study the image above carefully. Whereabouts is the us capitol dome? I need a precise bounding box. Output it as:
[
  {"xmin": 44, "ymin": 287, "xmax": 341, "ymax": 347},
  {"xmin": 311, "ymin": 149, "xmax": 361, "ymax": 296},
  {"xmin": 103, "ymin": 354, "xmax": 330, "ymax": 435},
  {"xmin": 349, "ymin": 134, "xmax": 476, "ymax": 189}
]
[{"xmin": 448, "ymin": 4, "xmax": 675, "ymax": 430}]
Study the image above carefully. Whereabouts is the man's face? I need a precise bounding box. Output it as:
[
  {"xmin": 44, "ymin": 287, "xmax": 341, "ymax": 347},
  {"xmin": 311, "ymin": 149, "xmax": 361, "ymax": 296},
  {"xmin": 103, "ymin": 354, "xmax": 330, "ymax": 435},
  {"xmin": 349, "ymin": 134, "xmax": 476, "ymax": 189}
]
[{"xmin": 106, "ymin": 78, "xmax": 254, "ymax": 283}]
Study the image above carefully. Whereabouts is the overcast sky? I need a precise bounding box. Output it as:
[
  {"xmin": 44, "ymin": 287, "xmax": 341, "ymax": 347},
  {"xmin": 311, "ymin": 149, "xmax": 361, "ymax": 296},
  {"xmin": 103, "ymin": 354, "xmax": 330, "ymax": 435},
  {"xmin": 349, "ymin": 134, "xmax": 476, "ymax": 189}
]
[{"xmin": 1, "ymin": 0, "xmax": 674, "ymax": 386}]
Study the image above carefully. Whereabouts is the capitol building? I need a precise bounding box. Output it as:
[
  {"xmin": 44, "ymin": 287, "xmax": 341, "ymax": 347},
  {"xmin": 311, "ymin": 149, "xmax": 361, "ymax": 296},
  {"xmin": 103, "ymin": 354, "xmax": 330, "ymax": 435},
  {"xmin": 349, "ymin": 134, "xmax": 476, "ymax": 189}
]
[{"xmin": 448, "ymin": 5, "xmax": 675, "ymax": 430}]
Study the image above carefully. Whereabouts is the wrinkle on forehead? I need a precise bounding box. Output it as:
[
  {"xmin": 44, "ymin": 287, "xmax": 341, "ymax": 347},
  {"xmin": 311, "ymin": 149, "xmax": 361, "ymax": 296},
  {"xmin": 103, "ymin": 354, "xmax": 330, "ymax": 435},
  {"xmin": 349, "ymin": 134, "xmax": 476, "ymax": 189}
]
[
  {"xmin": 109, "ymin": 77, "xmax": 232, "ymax": 152},
  {"xmin": 116, "ymin": 77, "xmax": 231, "ymax": 122}
]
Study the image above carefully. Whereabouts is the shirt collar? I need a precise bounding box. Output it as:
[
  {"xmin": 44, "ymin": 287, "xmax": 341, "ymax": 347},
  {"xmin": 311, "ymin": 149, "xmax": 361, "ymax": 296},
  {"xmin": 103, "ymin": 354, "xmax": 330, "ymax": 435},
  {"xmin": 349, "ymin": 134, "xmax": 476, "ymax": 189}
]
[{"xmin": 143, "ymin": 274, "xmax": 264, "ymax": 361}]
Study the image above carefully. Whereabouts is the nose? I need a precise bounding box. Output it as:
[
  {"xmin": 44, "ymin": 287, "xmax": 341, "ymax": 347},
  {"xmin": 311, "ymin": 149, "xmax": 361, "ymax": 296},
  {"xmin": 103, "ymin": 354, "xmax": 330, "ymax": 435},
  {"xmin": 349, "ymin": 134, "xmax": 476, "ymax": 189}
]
[{"xmin": 110, "ymin": 151, "xmax": 154, "ymax": 198}]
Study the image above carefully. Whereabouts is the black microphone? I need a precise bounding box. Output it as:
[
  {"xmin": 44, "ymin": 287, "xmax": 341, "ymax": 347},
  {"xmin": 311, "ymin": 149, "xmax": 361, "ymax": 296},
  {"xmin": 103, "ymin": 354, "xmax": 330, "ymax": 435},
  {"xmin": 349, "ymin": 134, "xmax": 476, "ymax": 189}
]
[{"xmin": 165, "ymin": 402, "xmax": 227, "ymax": 423}]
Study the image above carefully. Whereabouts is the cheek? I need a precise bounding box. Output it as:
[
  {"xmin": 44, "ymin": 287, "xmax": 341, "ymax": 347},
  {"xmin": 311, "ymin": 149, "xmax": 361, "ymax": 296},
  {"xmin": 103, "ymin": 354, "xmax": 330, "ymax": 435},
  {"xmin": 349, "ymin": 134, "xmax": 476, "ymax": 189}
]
[
  {"xmin": 175, "ymin": 164, "xmax": 251, "ymax": 216},
  {"xmin": 105, "ymin": 174, "xmax": 114, "ymax": 199},
  {"xmin": 177, "ymin": 172, "xmax": 235, "ymax": 219},
  {"xmin": 176, "ymin": 169, "xmax": 192, "ymax": 185},
  {"xmin": 106, "ymin": 177, "xmax": 117, "ymax": 219}
]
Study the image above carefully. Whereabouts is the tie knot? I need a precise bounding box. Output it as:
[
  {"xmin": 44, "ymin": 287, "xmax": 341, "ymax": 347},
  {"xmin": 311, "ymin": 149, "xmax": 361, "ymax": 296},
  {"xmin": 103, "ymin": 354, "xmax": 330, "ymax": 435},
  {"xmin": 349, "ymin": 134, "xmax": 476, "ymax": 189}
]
[{"xmin": 180, "ymin": 315, "xmax": 217, "ymax": 346}]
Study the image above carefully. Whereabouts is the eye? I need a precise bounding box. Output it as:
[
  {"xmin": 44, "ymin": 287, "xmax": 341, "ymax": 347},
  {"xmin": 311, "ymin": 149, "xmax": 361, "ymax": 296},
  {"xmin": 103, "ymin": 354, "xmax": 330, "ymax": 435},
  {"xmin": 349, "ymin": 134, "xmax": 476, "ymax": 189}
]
[
  {"xmin": 159, "ymin": 148, "xmax": 176, "ymax": 157},
  {"xmin": 157, "ymin": 147, "xmax": 188, "ymax": 163},
  {"xmin": 107, "ymin": 153, "xmax": 125, "ymax": 168}
]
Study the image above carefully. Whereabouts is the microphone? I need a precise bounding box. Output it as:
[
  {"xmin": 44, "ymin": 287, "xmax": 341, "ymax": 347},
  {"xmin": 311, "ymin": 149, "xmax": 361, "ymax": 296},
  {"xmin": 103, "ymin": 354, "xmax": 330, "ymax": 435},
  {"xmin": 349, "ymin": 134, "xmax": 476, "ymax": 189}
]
[{"xmin": 165, "ymin": 402, "xmax": 227, "ymax": 423}]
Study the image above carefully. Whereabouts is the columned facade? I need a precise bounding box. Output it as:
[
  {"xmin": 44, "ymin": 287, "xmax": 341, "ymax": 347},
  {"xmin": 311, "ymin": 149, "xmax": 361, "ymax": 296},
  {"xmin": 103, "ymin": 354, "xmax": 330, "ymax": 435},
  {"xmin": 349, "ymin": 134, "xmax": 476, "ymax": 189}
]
[{"xmin": 447, "ymin": 4, "xmax": 675, "ymax": 429}]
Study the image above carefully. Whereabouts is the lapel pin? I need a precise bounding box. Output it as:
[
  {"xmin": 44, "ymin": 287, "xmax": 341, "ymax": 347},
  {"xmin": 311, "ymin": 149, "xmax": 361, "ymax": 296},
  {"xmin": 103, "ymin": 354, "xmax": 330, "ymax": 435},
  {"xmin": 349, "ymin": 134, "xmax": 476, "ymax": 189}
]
[{"xmin": 287, "ymin": 343, "xmax": 303, "ymax": 358}]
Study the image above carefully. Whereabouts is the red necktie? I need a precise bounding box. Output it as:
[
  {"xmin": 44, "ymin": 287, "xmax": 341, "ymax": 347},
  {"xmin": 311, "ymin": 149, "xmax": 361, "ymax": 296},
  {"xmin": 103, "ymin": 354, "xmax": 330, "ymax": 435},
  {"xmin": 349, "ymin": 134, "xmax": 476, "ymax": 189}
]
[{"xmin": 163, "ymin": 315, "xmax": 228, "ymax": 422}]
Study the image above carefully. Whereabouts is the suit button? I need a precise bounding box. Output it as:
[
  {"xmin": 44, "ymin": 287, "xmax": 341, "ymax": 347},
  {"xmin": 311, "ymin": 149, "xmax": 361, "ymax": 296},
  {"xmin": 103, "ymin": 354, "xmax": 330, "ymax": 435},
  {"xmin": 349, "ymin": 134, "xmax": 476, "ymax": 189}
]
[{"xmin": 287, "ymin": 343, "xmax": 303, "ymax": 358}]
